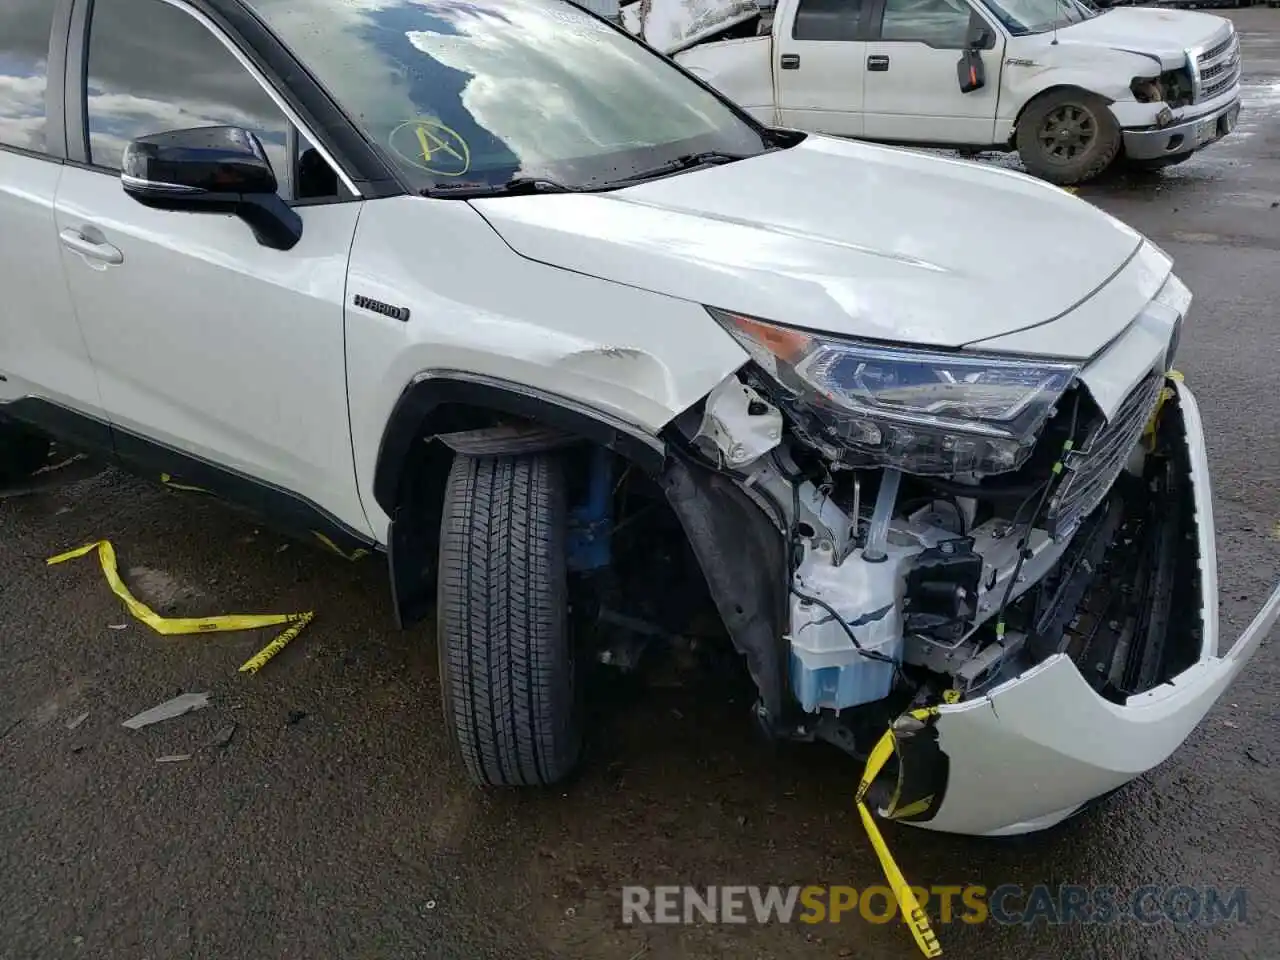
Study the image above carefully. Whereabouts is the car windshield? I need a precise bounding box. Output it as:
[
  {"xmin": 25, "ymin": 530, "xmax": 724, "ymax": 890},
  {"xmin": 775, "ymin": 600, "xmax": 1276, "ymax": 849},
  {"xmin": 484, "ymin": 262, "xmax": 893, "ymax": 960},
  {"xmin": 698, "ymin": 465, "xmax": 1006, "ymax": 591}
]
[
  {"xmin": 251, "ymin": 0, "xmax": 772, "ymax": 194},
  {"xmin": 980, "ymin": 0, "xmax": 1098, "ymax": 35}
]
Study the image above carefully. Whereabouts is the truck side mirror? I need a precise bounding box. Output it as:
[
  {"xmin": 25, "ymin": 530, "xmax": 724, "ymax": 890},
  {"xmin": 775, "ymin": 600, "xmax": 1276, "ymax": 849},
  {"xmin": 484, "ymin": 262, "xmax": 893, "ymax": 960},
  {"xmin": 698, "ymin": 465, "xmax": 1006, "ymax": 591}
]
[{"xmin": 957, "ymin": 47, "xmax": 985, "ymax": 93}]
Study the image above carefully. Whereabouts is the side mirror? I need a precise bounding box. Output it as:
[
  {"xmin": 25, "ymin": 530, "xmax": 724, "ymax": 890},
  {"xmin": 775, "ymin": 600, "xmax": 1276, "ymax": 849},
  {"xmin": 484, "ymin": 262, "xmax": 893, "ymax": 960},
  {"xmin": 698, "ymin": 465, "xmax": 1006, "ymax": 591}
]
[
  {"xmin": 957, "ymin": 46, "xmax": 986, "ymax": 93},
  {"xmin": 121, "ymin": 126, "xmax": 302, "ymax": 251}
]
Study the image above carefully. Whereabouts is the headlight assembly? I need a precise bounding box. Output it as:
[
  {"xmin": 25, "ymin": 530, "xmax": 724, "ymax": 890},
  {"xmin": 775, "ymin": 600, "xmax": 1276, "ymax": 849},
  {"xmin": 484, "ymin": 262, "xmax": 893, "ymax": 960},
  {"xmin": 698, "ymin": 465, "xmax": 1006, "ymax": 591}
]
[{"xmin": 710, "ymin": 308, "xmax": 1080, "ymax": 476}]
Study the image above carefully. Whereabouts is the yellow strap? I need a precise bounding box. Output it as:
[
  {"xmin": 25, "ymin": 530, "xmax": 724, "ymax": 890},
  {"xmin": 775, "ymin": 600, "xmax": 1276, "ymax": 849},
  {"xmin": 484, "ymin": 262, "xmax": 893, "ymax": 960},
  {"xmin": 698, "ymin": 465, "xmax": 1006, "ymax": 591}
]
[
  {"xmin": 312, "ymin": 531, "xmax": 371, "ymax": 562},
  {"xmin": 238, "ymin": 611, "xmax": 315, "ymax": 674},
  {"xmin": 160, "ymin": 473, "xmax": 212, "ymax": 494},
  {"xmin": 856, "ymin": 710, "xmax": 944, "ymax": 958},
  {"xmin": 48, "ymin": 540, "xmax": 313, "ymax": 674}
]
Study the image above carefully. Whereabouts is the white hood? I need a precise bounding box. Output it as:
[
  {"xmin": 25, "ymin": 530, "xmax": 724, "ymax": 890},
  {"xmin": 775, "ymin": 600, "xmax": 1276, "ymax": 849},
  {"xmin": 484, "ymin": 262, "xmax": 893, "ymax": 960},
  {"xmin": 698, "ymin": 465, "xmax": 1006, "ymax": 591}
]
[
  {"xmin": 1053, "ymin": 8, "xmax": 1232, "ymax": 69},
  {"xmin": 470, "ymin": 136, "xmax": 1147, "ymax": 359}
]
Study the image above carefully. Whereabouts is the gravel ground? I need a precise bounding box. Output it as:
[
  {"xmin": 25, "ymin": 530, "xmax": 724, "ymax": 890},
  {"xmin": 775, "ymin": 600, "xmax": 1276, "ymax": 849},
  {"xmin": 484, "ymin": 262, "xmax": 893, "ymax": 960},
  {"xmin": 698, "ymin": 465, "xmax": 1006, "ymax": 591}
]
[{"xmin": 2, "ymin": 11, "xmax": 1279, "ymax": 960}]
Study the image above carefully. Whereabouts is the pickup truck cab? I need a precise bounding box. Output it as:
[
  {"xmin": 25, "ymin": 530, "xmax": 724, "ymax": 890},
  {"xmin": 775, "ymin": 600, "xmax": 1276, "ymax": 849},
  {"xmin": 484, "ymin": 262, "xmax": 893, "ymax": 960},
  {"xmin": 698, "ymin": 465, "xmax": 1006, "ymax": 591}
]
[
  {"xmin": 3, "ymin": 0, "xmax": 1277, "ymax": 879},
  {"xmin": 627, "ymin": 0, "xmax": 1243, "ymax": 183}
]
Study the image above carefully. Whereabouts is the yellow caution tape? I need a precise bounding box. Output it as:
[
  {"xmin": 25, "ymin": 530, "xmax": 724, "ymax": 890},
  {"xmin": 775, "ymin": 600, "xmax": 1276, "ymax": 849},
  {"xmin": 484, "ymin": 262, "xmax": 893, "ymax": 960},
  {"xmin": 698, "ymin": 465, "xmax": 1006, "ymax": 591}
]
[
  {"xmin": 1143, "ymin": 369, "xmax": 1185, "ymax": 452},
  {"xmin": 237, "ymin": 611, "xmax": 315, "ymax": 674},
  {"xmin": 47, "ymin": 540, "xmax": 313, "ymax": 675},
  {"xmin": 312, "ymin": 531, "xmax": 371, "ymax": 562},
  {"xmin": 856, "ymin": 708, "xmax": 944, "ymax": 958},
  {"xmin": 160, "ymin": 473, "xmax": 213, "ymax": 494}
]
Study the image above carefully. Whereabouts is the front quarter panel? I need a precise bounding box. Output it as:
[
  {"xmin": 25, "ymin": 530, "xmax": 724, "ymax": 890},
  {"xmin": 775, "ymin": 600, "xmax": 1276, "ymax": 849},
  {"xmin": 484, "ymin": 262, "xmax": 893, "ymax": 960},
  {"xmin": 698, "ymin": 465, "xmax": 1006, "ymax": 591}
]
[
  {"xmin": 999, "ymin": 37, "xmax": 1162, "ymax": 136},
  {"xmin": 344, "ymin": 196, "xmax": 749, "ymax": 539}
]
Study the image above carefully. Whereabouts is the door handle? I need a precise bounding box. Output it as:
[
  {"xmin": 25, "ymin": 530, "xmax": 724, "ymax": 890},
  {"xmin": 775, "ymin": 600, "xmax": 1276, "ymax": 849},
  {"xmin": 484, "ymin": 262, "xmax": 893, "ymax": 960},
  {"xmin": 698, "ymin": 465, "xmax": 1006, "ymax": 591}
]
[
  {"xmin": 59, "ymin": 227, "xmax": 123, "ymax": 265},
  {"xmin": 780, "ymin": 54, "xmax": 800, "ymax": 70},
  {"xmin": 867, "ymin": 55, "xmax": 890, "ymax": 72}
]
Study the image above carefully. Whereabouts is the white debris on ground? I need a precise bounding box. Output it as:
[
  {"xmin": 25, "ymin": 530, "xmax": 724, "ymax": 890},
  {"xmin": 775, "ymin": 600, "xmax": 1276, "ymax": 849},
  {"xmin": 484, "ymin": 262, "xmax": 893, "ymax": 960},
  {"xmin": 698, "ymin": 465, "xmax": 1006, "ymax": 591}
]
[{"xmin": 620, "ymin": 0, "xmax": 761, "ymax": 54}]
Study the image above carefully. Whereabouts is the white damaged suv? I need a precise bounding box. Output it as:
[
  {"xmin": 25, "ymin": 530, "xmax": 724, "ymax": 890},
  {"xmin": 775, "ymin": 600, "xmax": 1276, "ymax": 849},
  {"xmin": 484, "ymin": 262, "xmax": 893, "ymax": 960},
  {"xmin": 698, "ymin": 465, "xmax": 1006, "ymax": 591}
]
[{"xmin": 2, "ymin": 0, "xmax": 1277, "ymax": 839}]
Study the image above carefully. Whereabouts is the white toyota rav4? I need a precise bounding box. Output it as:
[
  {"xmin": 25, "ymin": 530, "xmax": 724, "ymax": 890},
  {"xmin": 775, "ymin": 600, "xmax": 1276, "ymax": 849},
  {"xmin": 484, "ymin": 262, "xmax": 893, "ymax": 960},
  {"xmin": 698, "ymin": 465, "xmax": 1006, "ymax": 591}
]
[{"xmin": 2, "ymin": 0, "xmax": 1276, "ymax": 840}]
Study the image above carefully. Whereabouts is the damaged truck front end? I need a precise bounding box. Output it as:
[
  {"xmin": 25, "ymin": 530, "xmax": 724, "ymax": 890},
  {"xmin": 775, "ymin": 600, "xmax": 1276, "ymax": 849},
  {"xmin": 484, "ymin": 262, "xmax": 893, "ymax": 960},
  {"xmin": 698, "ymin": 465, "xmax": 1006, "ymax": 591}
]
[{"xmin": 661, "ymin": 272, "xmax": 1279, "ymax": 839}]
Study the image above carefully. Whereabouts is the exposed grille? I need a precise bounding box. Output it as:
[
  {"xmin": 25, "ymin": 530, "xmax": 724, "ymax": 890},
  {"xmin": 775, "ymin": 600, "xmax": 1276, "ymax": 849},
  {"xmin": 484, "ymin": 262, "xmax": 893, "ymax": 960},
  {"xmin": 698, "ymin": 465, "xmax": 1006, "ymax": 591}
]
[
  {"xmin": 1199, "ymin": 34, "xmax": 1233, "ymax": 64},
  {"xmin": 1047, "ymin": 373, "xmax": 1164, "ymax": 539},
  {"xmin": 1197, "ymin": 31, "xmax": 1241, "ymax": 102}
]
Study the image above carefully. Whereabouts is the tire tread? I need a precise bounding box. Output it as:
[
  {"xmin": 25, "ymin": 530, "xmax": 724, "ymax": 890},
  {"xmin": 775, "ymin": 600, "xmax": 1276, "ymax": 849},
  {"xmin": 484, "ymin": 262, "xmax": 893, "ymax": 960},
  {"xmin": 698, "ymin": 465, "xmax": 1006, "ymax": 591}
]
[{"xmin": 437, "ymin": 453, "xmax": 578, "ymax": 787}]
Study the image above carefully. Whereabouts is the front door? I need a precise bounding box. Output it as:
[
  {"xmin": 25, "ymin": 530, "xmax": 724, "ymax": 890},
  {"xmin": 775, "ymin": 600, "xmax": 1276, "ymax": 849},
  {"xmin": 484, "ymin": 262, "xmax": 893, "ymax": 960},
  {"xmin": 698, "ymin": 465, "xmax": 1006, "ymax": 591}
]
[
  {"xmin": 775, "ymin": 0, "xmax": 874, "ymax": 137},
  {"xmin": 52, "ymin": 0, "xmax": 371, "ymax": 535},
  {"xmin": 861, "ymin": 0, "xmax": 1004, "ymax": 144}
]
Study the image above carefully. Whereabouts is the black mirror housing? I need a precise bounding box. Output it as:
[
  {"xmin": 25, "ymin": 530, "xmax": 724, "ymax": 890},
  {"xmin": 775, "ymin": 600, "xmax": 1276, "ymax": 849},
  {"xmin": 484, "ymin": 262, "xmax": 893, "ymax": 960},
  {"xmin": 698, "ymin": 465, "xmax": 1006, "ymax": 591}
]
[
  {"xmin": 957, "ymin": 48, "xmax": 986, "ymax": 93},
  {"xmin": 121, "ymin": 126, "xmax": 302, "ymax": 251}
]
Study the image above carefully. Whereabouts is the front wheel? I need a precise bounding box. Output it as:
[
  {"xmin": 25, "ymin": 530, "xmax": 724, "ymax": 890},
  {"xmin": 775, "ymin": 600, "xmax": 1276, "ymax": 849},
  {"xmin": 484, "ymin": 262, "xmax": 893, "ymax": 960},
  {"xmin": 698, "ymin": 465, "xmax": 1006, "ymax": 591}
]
[
  {"xmin": 1016, "ymin": 90, "xmax": 1122, "ymax": 185},
  {"xmin": 436, "ymin": 452, "xmax": 582, "ymax": 787}
]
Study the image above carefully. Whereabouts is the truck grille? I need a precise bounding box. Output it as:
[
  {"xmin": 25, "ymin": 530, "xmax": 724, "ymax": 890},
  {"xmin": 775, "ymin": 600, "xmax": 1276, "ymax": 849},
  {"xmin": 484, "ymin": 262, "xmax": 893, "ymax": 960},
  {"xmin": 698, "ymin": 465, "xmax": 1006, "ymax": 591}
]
[
  {"xmin": 1197, "ymin": 31, "xmax": 1241, "ymax": 102},
  {"xmin": 1047, "ymin": 373, "xmax": 1164, "ymax": 539}
]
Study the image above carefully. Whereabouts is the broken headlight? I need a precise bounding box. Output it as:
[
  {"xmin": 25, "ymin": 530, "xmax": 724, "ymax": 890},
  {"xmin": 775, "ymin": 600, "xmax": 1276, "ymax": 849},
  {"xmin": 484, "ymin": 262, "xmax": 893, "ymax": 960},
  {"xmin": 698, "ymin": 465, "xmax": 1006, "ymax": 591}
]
[{"xmin": 710, "ymin": 308, "xmax": 1079, "ymax": 476}]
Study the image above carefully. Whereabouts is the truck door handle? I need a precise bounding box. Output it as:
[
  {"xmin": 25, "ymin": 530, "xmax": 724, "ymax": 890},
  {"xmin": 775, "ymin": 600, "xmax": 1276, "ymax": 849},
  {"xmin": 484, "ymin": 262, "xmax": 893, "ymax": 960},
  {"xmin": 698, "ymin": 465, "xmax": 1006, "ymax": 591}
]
[
  {"xmin": 867, "ymin": 55, "xmax": 890, "ymax": 71},
  {"xmin": 781, "ymin": 54, "xmax": 800, "ymax": 70},
  {"xmin": 59, "ymin": 227, "xmax": 123, "ymax": 265}
]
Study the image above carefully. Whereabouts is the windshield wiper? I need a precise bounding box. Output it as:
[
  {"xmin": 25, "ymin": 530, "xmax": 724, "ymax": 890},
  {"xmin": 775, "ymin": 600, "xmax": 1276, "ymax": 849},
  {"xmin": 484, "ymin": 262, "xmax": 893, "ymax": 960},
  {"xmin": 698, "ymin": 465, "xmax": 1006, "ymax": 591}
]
[
  {"xmin": 613, "ymin": 151, "xmax": 749, "ymax": 185},
  {"xmin": 421, "ymin": 176, "xmax": 580, "ymax": 199}
]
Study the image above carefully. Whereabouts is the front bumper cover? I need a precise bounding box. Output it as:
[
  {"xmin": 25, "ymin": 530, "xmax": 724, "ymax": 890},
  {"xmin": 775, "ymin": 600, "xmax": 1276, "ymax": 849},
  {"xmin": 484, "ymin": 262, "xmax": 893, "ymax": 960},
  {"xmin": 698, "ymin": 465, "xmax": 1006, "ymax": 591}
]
[
  {"xmin": 1123, "ymin": 97, "xmax": 1241, "ymax": 162},
  {"xmin": 885, "ymin": 380, "xmax": 1279, "ymax": 836}
]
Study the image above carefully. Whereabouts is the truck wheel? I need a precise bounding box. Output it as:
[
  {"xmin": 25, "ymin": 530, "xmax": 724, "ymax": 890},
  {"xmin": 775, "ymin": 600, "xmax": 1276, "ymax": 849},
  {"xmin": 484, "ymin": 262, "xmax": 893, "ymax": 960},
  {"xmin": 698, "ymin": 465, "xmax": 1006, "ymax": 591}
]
[
  {"xmin": 0, "ymin": 423, "xmax": 50, "ymax": 486},
  {"xmin": 1016, "ymin": 90, "xmax": 1121, "ymax": 185},
  {"xmin": 436, "ymin": 452, "xmax": 582, "ymax": 787}
]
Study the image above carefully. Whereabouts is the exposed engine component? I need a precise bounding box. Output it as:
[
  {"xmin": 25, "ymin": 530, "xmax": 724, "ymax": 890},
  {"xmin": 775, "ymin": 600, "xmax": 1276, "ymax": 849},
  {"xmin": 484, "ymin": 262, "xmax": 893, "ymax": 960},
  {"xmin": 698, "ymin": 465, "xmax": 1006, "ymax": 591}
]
[
  {"xmin": 902, "ymin": 539, "xmax": 982, "ymax": 642},
  {"xmin": 675, "ymin": 358, "xmax": 1193, "ymax": 717},
  {"xmin": 1131, "ymin": 69, "xmax": 1194, "ymax": 109},
  {"xmin": 694, "ymin": 375, "xmax": 782, "ymax": 468}
]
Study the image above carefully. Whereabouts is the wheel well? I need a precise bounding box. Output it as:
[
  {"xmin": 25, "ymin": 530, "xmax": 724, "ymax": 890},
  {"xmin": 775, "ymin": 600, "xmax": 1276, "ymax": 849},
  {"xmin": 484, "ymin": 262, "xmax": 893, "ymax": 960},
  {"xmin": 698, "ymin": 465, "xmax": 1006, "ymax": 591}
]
[
  {"xmin": 1011, "ymin": 85, "xmax": 1115, "ymax": 141},
  {"xmin": 377, "ymin": 378, "xmax": 666, "ymax": 627},
  {"xmin": 378, "ymin": 377, "xmax": 789, "ymax": 732}
]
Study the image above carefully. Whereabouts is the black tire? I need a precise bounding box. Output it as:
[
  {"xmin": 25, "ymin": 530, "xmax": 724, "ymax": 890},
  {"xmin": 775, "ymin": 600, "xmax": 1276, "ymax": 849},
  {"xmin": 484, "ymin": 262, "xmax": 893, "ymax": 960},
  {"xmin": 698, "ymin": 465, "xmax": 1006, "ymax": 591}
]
[
  {"xmin": 436, "ymin": 452, "xmax": 582, "ymax": 787},
  {"xmin": 0, "ymin": 423, "xmax": 50, "ymax": 486},
  {"xmin": 1016, "ymin": 89, "xmax": 1122, "ymax": 185}
]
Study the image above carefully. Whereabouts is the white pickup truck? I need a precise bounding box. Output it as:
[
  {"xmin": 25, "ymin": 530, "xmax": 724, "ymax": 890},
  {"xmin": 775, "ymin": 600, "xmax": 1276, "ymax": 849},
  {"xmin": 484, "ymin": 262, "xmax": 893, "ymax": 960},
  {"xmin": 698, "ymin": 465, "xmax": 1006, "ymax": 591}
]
[{"xmin": 624, "ymin": 0, "xmax": 1243, "ymax": 183}]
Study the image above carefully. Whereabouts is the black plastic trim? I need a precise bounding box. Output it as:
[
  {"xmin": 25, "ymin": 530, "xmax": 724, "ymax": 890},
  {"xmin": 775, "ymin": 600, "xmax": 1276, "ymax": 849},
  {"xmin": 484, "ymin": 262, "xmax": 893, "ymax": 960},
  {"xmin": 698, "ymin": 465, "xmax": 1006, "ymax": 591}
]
[
  {"xmin": 63, "ymin": 0, "xmax": 91, "ymax": 164},
  {"xmin": 0, "ymin": 397, "xmax": 113, "ymax": 453},
  {"xmin": 659, "ymin": 454, "xmax": 790, "ymax": 730},
  {"xmin": 434, "ymin": 424, "xmax": 580, "ymax": 457},
  {"xmin": 0, "ymin": 144, "xmax": 65, "ymax": 164},
  {"xmin": 372, "ymin": 376, "xmax": 667, "ymax": 515},
  {"xmin": 42, "ymin": 0, "xmax": 75, "ymax": 161},
  {"xmin": 883, "ymin": 711, "xmax": 951, "ymax": 824},
  {"xmin": 0, "ymin": 397, "xmax": 375, "ymax": 556}
]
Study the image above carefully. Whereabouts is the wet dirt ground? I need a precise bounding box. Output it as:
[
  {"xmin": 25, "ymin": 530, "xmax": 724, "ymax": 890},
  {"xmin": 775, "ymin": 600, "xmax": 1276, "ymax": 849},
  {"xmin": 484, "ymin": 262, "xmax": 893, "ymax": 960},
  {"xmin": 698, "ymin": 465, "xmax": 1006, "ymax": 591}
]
[{"xmin": 3, "ymin": 10, "xmax": 1279, "ymax": 960}]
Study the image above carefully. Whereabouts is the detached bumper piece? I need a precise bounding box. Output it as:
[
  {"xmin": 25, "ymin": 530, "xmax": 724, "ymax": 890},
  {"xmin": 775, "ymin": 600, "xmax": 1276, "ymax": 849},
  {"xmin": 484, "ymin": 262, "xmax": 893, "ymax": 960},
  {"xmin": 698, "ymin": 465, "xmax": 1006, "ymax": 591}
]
[
  {"xmin": 854, "ymin": 380, "xmax": 1279, "ymax": 956},
  {"xmin": 879, "ymin": 382, "xmax": 1276, "ymax": 835}
]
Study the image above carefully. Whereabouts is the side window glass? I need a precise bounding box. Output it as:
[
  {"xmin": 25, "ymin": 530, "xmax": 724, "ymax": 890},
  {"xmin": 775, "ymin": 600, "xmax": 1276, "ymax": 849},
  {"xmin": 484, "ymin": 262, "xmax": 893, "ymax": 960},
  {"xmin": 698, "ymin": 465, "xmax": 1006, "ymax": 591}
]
[
  {"xmin": 793, "ymin": 0, "xmax": 864, "ymax": 42},
  {"xmin": 84, "ymin": 0, "xmax": 290, "ymax": 189},
  {"xmin": 879, "ymin": 0, "xmax": 973, "ymax": 47},
  {"xmin": 0, "ymin": 0, "xmax": 59, "ymax": 154}
]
